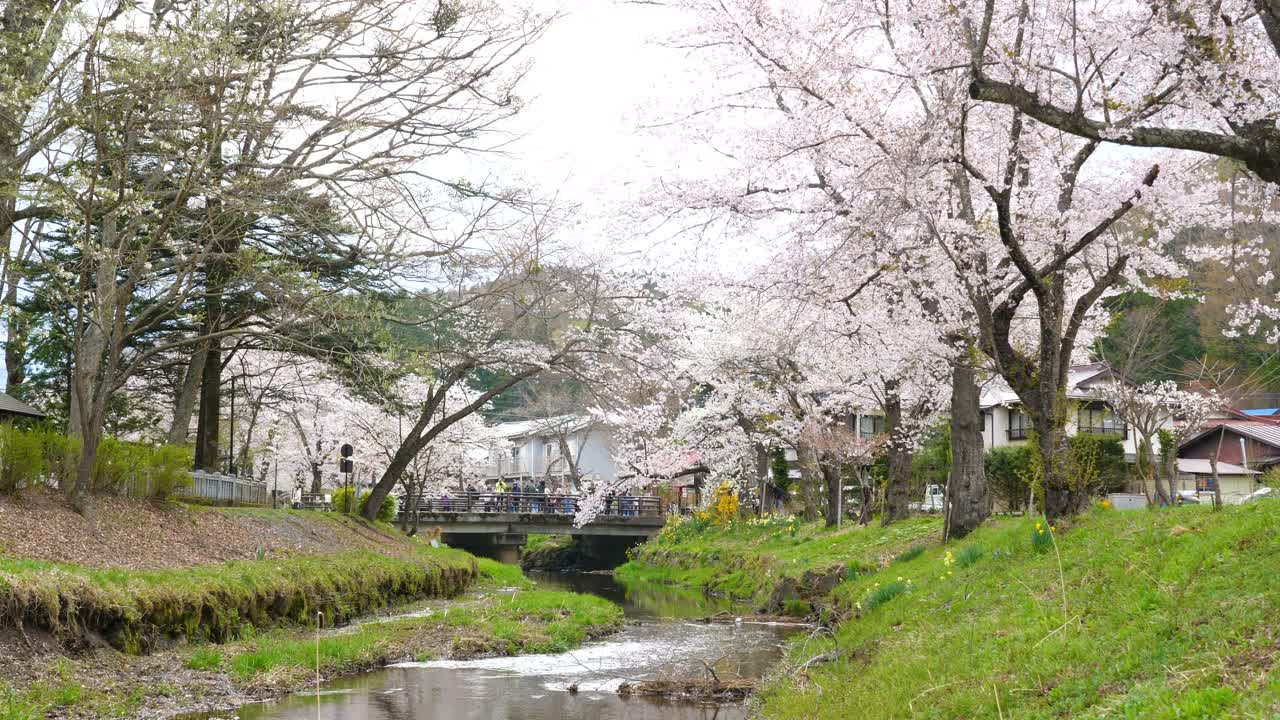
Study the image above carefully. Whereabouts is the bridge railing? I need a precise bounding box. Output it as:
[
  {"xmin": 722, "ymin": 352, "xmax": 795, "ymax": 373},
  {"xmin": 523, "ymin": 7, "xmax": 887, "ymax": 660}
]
[{"xmin": 397, "ymin": 492, "xmax": 663, "ymax": 521}]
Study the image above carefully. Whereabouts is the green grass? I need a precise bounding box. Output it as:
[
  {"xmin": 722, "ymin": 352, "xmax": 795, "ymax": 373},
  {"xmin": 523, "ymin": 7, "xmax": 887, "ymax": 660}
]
[
  {"xmin": 758, "ymin": 502, "xmax": 1280, "ymax": 719},
  {"xmin": 184, "ymin": 647, "xmax": 223, "ymax": 671},
  {"xmin": 225, "ymin": 588, "xmax": 622, "ymax": 684},
  {"xmin": 617, "ymin": 514, "xmax": 942, "ymax": 606},
  {"xmin": 0, "ymin": 660, "xmax": 123, "ymax": 720},
  {"xmin": 474, "ymin": 557, "xmax": 532, "ymax": 588},
  {"xmin": 521, "ymin": 534, "xmax": 574, "ymax": 569},
  {"xmin": 524, "ymin": 534, "xmax": 570, "ymax": 553},
  {"xmin": 892, "ymin": 545, "xmax": 926, "ymax": 564},
  {"xmin": 0, "ymin": 542, "xmax": 477, "ymax": 651}
]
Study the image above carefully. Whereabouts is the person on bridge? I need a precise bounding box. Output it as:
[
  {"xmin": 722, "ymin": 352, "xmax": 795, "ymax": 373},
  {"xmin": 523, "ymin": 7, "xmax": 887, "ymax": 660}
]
[
  {"xmin": 441, "ymin": 492, "xmax": 451, "ymax": 511},
  {"xmin": 537, "ymin": 480, "xmax": 548, "ymax": 513}
]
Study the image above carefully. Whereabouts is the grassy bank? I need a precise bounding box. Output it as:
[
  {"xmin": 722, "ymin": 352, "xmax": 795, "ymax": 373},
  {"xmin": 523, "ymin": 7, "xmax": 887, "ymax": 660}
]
[
  {"xmin": 755, "ymin": 502, "xmax": 1280, "ymax": 718},
  {"xmin": 618, "ymin": 514, "xmax": 942, "ymax": 614},
  {"xmin": 521, "ymin": 534, "xmax": 574, "ymax": 569},
  {"xmin": 0, "ymin": 543, "xmax": 476, "ymax": 652},
  {"xmin": 224, "ymin": 587, "xmax": 622, "ymax": 689}
]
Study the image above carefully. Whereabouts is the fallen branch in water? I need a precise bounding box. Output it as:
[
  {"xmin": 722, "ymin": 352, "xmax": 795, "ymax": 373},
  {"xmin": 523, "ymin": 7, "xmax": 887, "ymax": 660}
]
[{"xmin": 617, "ymin": 677, "xmax": 756, "ymax": 702}]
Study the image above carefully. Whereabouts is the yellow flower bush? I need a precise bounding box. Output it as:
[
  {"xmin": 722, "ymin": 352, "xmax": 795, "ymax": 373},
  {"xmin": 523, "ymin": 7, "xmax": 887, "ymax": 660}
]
[{"xmin": 710, "ymin": 481, "xmax": 739, "ymax": 527}]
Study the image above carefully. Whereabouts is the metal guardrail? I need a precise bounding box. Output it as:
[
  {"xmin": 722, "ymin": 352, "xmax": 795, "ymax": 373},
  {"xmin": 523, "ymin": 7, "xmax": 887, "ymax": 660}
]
[
  {"xmin": 397, "ymin": 492, "xmax": 663, "ymax": 521},
  {"xmin": 175, "ymin": 471, "xmax": 268, "ymax": 505}
]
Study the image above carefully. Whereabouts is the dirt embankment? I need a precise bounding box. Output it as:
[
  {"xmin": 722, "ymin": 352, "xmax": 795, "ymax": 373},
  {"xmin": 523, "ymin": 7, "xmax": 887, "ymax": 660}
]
[
  {"xmin": 0, "ymin": 489, "xmax": 417, "ymax": 569},
  {"xmin": 0, "ymin": 490, "xmax": 484, "ymax": 719}
]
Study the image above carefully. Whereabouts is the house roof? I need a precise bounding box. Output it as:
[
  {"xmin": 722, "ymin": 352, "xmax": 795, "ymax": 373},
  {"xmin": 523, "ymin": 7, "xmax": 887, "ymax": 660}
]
[
  {"xmin": 1242, "ymin": 408, "xmax": 1280, "ymax": 417},
  {"xmin": 490, "ymin": 414, "xmax": 591, "ymax": 440},
  {"xmin": 1180, "ymin": 422, "xmax": 1280, "ymax": 453},
  {"xmin": 979, "ymin": 362, "xmax": 1118, "ymax": 409},
  {"xmin": 0, "ymin": 392, "xmax": 44, "ymax": 419},
  {"xmin": 1176, "ymin": 458, "xmax": 1259, "ymax": 476}
]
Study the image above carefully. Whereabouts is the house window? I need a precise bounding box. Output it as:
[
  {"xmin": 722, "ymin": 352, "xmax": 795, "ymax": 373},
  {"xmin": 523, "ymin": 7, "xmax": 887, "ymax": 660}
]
[
  {"xmin": 1196, "ymin": 474, "xmax": 1217, "ymax": 492},
  {"xmin": 1079, "ymin": 403, "xmax": 1127, "ymax": 438},
  {"xmin": 859, "ymin": 415, "xmax": 885, "ymax": 437},
  {"xmin": 1007, "ymin": 408, "xmax": 1028, "ymax": 441}
]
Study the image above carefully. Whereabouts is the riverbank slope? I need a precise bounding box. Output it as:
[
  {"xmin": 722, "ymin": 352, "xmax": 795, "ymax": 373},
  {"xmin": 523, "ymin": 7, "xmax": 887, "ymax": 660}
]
[
  {"xmin": 0, "ymin": 493, "xmax": 623, "ymax": 719},
  {"xmin": 617, "ymin": 514, "xmax": 942, "ymax": 615},
  {"xmin": 622, "ymin": 503, "xmax": 1280, "ymax": 717}
]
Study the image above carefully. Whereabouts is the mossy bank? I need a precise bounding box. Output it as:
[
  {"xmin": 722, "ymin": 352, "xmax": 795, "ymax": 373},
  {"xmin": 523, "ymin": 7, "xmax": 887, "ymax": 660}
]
[
  {"xmin": 0, "ymin": 557, "xmax": 622, "ymax": 719},
  {"xmin": 1, "ymin": 545, "xmax": 478, "ymax": 654},
  {"xmin": 0, "ymin": 500, "xmax": 625, "ymax": 720}
]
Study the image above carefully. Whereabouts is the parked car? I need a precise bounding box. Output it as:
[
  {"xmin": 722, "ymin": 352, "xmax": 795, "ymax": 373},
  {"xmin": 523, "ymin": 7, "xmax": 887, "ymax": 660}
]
[{"xmin": 1244, "ymin": 486, "xmax": 1274, "ymax": 503}]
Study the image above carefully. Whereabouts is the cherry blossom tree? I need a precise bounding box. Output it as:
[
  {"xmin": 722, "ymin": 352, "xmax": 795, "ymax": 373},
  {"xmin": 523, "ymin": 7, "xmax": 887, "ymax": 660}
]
[
  {"xmin": 642, "ymin": 0, "xmax": 1200, "ymax": 521},
  {"xmin": 1100, "ymin": 381, "xmax": 1221, "ymax": 505},
  {"xmin": 958, "ymin": 0, "xmax": 1280, "ymax": 347},
  {"xmin": 962, "ymin": 0, "xmax": 1280, "ymax": 184}
]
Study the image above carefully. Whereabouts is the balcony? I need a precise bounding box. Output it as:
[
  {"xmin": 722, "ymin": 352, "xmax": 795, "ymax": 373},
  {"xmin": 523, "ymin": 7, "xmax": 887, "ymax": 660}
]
[{"xmin": 1079, "ymin": 424, "xmax": 1128, "ymax": 439}]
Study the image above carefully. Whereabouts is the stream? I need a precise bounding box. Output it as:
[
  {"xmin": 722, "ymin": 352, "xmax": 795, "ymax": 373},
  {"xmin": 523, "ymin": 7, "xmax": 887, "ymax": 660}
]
[{"xmin": 199, "ymin": 571, "xmax": 799, "ymax": 720}]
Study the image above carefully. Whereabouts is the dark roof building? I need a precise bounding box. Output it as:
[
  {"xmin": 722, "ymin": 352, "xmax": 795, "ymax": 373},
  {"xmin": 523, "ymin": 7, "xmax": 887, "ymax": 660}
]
[
  {"xmin": 0, "ymin": 391, "xmax": 45, "ymax": 421},
  {"xmin": 1179, "ymin": 422, "xmax": 1280, "ymax": 471}
]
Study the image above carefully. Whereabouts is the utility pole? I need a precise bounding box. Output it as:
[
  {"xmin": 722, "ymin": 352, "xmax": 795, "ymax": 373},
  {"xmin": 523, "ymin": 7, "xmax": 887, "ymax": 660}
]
[
  {"xmin": 272, "ymin": 447, "xmax": 279, "ymax": 509},
  {"xmin": 228, "ymin": 375, "xmax": 236, "ymax": 476}
]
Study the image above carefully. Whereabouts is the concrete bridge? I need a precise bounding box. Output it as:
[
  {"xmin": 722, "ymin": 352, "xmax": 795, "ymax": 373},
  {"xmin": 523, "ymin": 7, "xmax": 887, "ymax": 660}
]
[{"xmin": 398, "ymin": 493, "xmax": 666, "ymax": 565}]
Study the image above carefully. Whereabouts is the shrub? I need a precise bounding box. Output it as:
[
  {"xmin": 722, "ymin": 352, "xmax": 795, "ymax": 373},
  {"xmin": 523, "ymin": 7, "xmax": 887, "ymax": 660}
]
[
  {"xmin": 361, "ymin": 491, "xmax": 397, "ymax": 522},
  {"xmin": 1067, "ymin": 432, "xmax": 1126, "ymax": 494},
  {"xmin": 38, "ymin": 430, "xmax": 81, "ymax": 491},
  {"xmin": 92, "ymin": 438, "xmax": 192, "ymax": 497},
  {"xmin": 985, "ymin": 445, "xmax": 1034, "ymax": 512},
  {"xmin": 332, "ymin": 487, "xmax": 396, "ymax": 522},
  {"xmin": 332, "ymin": 486, "xmax": 354, "ymax": 513},
  {"xmin": 710, "ymin": 481, "xmax": 738, "ymax": 527},
  {"xmin": 0, "ymin": 424, "xmax": 45, "ymax": 492},
  {"xmin": 148, "ymin": 444, "xmax": 193, "ymax": 499},
  {"xmin": 770, "ymin": 447, "xmax": 792, "ymax": 495}
]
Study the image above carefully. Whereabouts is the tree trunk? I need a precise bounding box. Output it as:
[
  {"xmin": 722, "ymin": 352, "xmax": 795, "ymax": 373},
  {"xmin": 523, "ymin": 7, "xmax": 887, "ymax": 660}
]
[
  {"xmin": 4, "ymin": 296, "xmax": 26, "ymax": 391},
  {"xmin": 946, "ymin": 360, "xmax": 989, "ymax": 539},
  {"xmin": 882, "ymin": 389, "xmax": 912, "ymax": 526},
  {"xmin": 194, "ymin": 334, "xmax": 222, "ymax": 471},
  {"xmin": 168, "ymin": 349, "xmax": 205, "ymax": 445},
  {"xmin": 1038, "ymin": 422, "xmax": 1083, "ymax": 520},
  {"xmin": 310, "ymin": 458, "xmax": 322, "ymax": 494},
  {"xmin": 795, "ymin": 444, "xmax": 822, "ymax": 521},
  {"xmin": 821, "ymin": 456, "xmax": 841, "ymax": 527},
  {"xmin": 857, "ymin": 470, "xmax": 874, "ymax": 525}
]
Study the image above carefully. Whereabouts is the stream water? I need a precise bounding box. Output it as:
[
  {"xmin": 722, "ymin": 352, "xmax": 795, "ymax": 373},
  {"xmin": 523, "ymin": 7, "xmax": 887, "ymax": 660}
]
[{"xmin": 199, "ymin": 572, "xmax": 798, "ymax": 720}]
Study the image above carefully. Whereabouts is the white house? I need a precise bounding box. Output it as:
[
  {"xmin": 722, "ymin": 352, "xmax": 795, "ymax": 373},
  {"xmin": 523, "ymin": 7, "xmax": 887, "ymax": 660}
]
[
  {"xmin": 482, "ymin": 415, "xmax": 618, "ymax": 491},
  {"xmin": 979, "ymin": 362, "xmax": 1155, "ymax": 460}
]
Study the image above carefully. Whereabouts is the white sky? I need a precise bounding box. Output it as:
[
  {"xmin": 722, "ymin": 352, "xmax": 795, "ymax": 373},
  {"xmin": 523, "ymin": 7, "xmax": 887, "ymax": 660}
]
[{"xmin": 475, "ymin": 0, "xmax": 768, "ymax": 270}]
